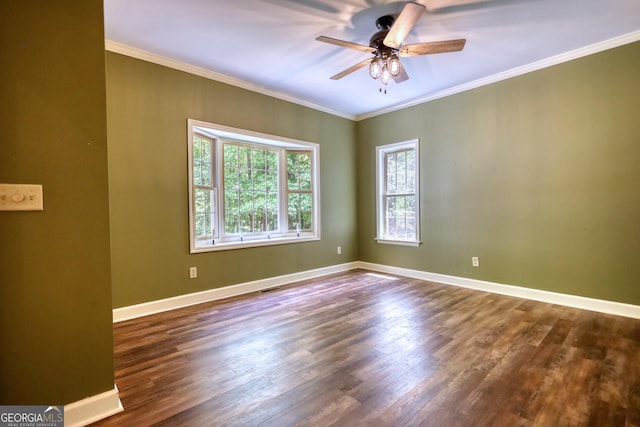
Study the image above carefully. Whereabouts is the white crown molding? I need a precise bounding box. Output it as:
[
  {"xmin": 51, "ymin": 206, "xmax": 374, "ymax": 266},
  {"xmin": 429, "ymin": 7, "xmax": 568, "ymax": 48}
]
[
  {"xmin": 356, "ymin": 30, "xmax": 640, "ymax": 121},
  {"xmin": 104, "ymin": 40, "xmax": 355, "ymax": 121},
  {"xmin": 112, "ymin": 262, "xmax": 359, "ymax": 322},
  {"xmin": 107, "ymin": 31, "xmax": 639, "ymax": 122},
  {"xmin": 64, "ymin": 385, "xmax": 123, "ymax": 427},
  {"xmin": 357, "ymin": 261, "xmax": 640, "ymax": 319}
]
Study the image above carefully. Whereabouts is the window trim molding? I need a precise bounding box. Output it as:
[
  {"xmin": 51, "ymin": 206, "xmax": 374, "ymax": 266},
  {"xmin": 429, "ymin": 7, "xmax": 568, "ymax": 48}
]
[
  {"xmin": 374, "ymin": 238, "xmax": 421, "ymax": 247},
  {"xmin": 187, "ymin": 119, "xmax": 321, "ymax": 253},
  {"xmin": 375, "ymin": 139, "xmax": 421, "ymax": 246}
]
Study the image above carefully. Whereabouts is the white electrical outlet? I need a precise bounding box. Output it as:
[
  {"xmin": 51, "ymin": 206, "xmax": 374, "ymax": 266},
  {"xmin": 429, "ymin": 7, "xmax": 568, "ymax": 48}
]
[
  {"xmin": 337, "ymin": 246, "xmax": 342, "ymax": 255},
  {"xmin": 472, "ymin": 257, "xmax": 479, "ymax": 267},
  {"xmin": 189, "ymin": 267, "xmax": 197, "ymax": 278}
]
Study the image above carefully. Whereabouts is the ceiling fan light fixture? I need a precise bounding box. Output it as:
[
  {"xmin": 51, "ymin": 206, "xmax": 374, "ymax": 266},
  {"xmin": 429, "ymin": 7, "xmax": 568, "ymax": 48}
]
[
  {"xmin": 380, "ymin": 64, "xmax": 391, "ymax": 85},
  {"xmin": 388, "ymin": 54, "xmax": 401, "ymax": 76},
  {"xmin": 369, "ymin": 57, "xmax": 384, "ymax": 79}
]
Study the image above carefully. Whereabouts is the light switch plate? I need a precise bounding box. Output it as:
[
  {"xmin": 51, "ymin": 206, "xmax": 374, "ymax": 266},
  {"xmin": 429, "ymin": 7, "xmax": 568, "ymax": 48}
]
[{"xmin": 0, "ymin": 184, "xmax": 44, "ymax": 211}]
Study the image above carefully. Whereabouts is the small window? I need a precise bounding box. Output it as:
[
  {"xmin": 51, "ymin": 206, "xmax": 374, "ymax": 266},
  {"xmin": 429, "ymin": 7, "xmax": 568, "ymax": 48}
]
[
  {"xmin": 188, "ymin": 120, "xmax": 320, "ymax": 252},
  {"xmin": 376, "ymin": 139, "xmax": 420, "ymax": 246}
]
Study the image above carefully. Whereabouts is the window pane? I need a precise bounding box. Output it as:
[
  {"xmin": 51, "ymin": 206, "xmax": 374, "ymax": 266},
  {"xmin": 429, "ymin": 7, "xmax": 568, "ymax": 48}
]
[
  {"xmin": 286, "ymin": 151, "xmax": 314, "ymax": 232},
  {"xmin": 384, "ymin": 194, "xmax": 417, "ymax": 240},
  {"xmin": 397, "ymin": 151, "xmax": 407, "ymax": 193},
  {"xmin": 288, "ymin": 170, "xmax": 299, "ymax": 190},
  {"xmin": 195, "ymin": 188, "xmax": 212, "ymax": 237},
  {"xmin": 201, "ymin": 138, "xmax": 211, "ymax": 161},
  {"xmin": 225, "ymin": 169, "xmax": 239, "ymax": 190},
  {"xmin": 288, "ymin": 193, "xmax": 312, "ymax": 231},
  {"xmin": 267, "ymin": 212, "xmax": 278, "ymax": 232},
  {"xmin": 387, "ymin": 217, "xmax": 396, "ymax": 237},
  {"xmin": 406, "ymin": 216, "xmax": 416, "ymax": 239},
  {"xmin": 396, "ymin": 216, "xmax": 407, "ymax": 238},
  {"xmin": 287, "ymin": 152, "xmax": 312, "ymax": 191},
  {"xmin": 266, "ymin": 192, "xmax": 278, "ymax": 211},
  {"xmin": 266, "ymin": 151, "xmax": 277, "ymax": 171},
  {"xmin": 406, "ymin": 195, "xmax": 415, "ymax": 212},
  {"xmin": 238, "ymin": 146, "xmax": 251, "ymax": 169},
  {"xmin": 253, "ymin": 170, "xmax": 266, "ymax": 191},
  {"xmin": 300, "ymin": 174, "xmax": 312, "ymax": 191},
  {"xmin": 222, "ymin": 143, "xmax": 288, "ymax": 236},
  {"xmin": 266, "ymin": 170, "xmax": 278, "ymax": 191},
  {"xmin": 287, "ymin": 152, "xmax": 297, "ymax": 171},
  {"xmin": 299, "ymin": 155, "xmax": 312, "ymax": 190},
  {"xmin": 224, "ymin": 144, "xmax": 238, "ymax": 169},
  {"xmin": 288, "ymin": 213, "xmax": 299, "ymax": 231},
  {"xmin": 200, "ymin": 164, "xmax": 211, "ymax": 187},
  {"xmin": 386, "ymin": 152, "xmax": 397, "ymax": 194},
  {"xmin": 256, "ymin": 211, "xmax": 268, "ymax": 232},
  {"xmin": 288, "ymin": 193, "xmax": 300, "ymax": 212},
  {"xmin": 301, "ymin": 211, "xmax": 312, "ymax": 230},
  {"xmin": 252, "ymin": 149, "xmax": 265, "ymax": 169},
  {"xmin": 225, "ymin": 212, "xmax": 239, "ymax": 234},
  {"xmin": 239, "ymin": 191, "xmax": 253, "ymax": 210},
  {"xmin": 386, "ymin": 196, "xmax": 396, "ymax": 215},
  {"xmin": 254, "ymin": 192, "xmax": 266, "ymax": 211},
  {"xmin": 194, "ymin": 161, "xmax": 202, "ymax": 185},
  {"xmin": 238, "ymin": 171, "xmax": 252, "ymax": 192},
  {"xmin": 298, "ymin": 153, "xmax": 311, "ymax": 172},
  {"xmin": 299, "ymin": 154, "xmax": 311, "ymax": 190},
  {"xmin": 406, "ymin": 150, "xmax": 416, "ymax": 193},
  {"xmin": 240, "ymin": 212, "xmax": 252, "ymax": 233},
  {"xmin": 193, "ymin": 137, "xmax": 212, "ymax": 187},
  {"xmin": 225, "ymin": 190, "xmax": 239, "ymax": 212},
  {"xmin": 299, "ymin": 193, "xmax": 312, "ymax": 212}
]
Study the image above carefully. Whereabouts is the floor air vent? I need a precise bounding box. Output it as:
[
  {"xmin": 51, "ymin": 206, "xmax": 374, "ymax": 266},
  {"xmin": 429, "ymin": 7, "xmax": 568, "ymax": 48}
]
[{"xmin": 260, "ymin": 287, "xmax": 282, "ymax": 293}]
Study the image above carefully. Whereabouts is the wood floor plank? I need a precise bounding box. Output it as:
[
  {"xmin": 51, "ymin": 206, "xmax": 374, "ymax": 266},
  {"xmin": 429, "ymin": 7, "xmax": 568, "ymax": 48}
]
[{"xmin": 91, "ymin": 269, "xmax": 640, "ymax": 426}]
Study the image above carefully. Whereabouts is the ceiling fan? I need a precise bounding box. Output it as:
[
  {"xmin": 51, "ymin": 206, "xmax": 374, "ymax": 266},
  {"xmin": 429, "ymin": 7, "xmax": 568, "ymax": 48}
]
[{"xmin": 316, "ymin": 2, "xmax": 466, "ymax": 88}]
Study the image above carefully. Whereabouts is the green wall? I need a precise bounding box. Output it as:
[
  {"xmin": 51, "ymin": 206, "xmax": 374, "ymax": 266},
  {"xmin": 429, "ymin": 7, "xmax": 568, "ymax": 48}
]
[
  {"xmin": 357, "ymin": 41, "xmax": 640, "ymax": 305},
  {"xmin": 0, "ymin": 2, "xmax": 114, "ymax": 404},
  {"xmin": 106, "ymin": 53, "xmax": 358, "ymax": 308},
  {"xmin": 0, "ymin": 1, "xmax": 636, "ymax": 410},
  {"xmin": 107, "ymin": 41, "xmax": 640, "ymax": 310}
]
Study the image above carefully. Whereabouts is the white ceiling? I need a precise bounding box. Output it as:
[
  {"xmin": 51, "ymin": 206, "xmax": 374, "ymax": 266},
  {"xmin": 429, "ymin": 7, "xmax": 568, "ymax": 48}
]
[{"xmin": 104, "ymin": 0, "xmax": 640, "ymax": 120}]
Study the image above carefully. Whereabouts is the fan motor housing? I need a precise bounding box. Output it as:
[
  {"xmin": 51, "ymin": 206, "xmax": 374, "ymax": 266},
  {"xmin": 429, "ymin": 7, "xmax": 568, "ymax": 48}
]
[
  {"xmin": 369, "ymin": 30, "xmax": 388, "ymax": 49},
  {"xmin": 370, "ymin": 15, "xmax": 395, "ymax": 50}
]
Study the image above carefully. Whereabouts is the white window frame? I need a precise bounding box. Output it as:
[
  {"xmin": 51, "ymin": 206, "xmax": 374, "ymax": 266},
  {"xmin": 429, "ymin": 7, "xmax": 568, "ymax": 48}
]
[
  {"xmin": 375, "ymin": 139, "xmax": 420, "ymax": 246},
  {"xmin": 188, "ymin": 119, "xmax": 320, "ymax": 253}
]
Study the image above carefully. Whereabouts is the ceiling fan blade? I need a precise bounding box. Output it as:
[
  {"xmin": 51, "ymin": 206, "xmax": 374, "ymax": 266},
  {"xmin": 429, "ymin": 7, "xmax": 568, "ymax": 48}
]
[
  {"xmin": 399, "ymin": 39, "xmax": 466, "ymax": 57},
  {"xmin": 316, "ymin": 36, "xmax": 376, "ymax": 53},
  {"xmin": 330, "ymin": 58, "xmax": 372, "ymax": 80},
  {"xmin": 393, "ymin": 62, "xmax": 409, "ymax": 83},
  {"xmin": 383, "ymin": 2, "xmax": 426, "ymax": 49}
]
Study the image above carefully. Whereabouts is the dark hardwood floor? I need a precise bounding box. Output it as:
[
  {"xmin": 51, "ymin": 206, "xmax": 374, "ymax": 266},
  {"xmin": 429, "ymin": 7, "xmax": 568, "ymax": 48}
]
[{"xmin": 92, "ymin": 269, "xmax": 640, "ymax": 426}]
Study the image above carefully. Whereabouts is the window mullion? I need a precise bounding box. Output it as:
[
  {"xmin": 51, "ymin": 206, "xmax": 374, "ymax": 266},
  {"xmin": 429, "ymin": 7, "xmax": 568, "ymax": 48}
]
[
  {"xmin": 279, "ymin": 148, "xmax": 288, "ymax": 234},
  {"xmin": 213, "ymin": 138, "xmax": 222, "ymax": 241}
]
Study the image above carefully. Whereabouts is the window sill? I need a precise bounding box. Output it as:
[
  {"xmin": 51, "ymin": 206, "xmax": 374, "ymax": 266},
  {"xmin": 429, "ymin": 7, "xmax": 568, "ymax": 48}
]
[
  {"xmin": 191, "ymin": 235, "xmax": 320, "ymax": 253},
  {"xmin": 375, "ymin": 238, "xmax": 421, "ymax": 247}
]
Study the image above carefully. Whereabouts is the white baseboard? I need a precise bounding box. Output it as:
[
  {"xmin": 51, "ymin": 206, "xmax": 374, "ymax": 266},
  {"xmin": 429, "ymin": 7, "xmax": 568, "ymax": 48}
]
[
  {"xmin": 113, "ymin": 261, "xmax": 640, "ymax": 322},
  {"xmin": 64, "ymin": 385, "xmax": 123, "ymax": 427},
  {"xmin": 357, "ymin": 261, "xmax": 640, "ymax": 319},
  {"xmin": 113, "ymin": 262, "xmax": 359, "ymax": 322}
]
